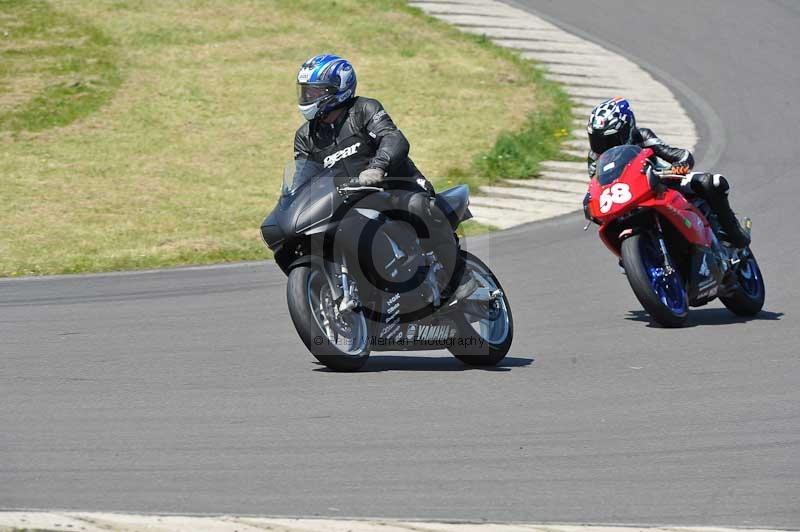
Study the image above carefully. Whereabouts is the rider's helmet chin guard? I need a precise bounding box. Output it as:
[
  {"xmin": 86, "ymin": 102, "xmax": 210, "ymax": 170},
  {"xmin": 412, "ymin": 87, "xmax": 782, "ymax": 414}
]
[
  {"xmin": 587, "ymin": 96, "xmax": 636, "ymax": 155},
  {"xmin": 297, "ymin": 54, "xmax": 357, "ymax": 121}
]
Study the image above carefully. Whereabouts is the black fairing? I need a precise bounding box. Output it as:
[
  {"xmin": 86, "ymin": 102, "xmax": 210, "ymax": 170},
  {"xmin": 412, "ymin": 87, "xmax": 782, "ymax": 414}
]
[
  {"xmin": 260, "ymin": 214, "xmax": 283, "ymax": 249},
  {"xmin": 261, "ymin": 162, "xmax": 470, "ymax": 280},
  {"xmin": 261, "ymin": 172, "xmax": 351, "ymax": 273},
  {"xmin": 261, "ymin": 160, "xmax": 478, "ymax": 350},
  {"xmin": 687, "ymin": 247, "xmax": 724, "ymax": 306}
]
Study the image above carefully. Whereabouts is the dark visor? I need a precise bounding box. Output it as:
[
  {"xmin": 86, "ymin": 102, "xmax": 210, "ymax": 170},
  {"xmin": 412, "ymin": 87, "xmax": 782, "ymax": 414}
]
[
  {"xmin": 589, "ymin": 129, "xmax": 627, "ymax": 155},
  {"xmin": 298, "ymin": 84, "xmax": 334, "ymax": 105}
]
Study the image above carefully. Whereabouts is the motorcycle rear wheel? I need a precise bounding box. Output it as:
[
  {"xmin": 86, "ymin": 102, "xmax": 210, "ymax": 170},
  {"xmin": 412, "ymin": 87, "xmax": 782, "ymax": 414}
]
[
  {"xmin": 621, "ymin": 232, "xmax": 689, "ymax": 328},
  {"xmin": 287, "ymin": 265, "xmax": 371, "ymax": 371},
  {"xmin": 448, "ymin": 252, "xmax": 513, "ymax": 366},
  {"xmin": 719, "ymin": 247, "xmax": 765, "ymax": 316}
]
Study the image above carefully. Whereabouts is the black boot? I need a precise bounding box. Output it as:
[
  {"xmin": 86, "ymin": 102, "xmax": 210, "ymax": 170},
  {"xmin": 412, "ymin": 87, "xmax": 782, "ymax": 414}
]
[
  {"xmin": 715, "ymin": 206, "xmax": 751, "ymax": 248},
  {"xmin": 692, "ymin": 173, "xmax": 751, "ymax": 248},
  {"xmin": 406, "ymin": 191, "xmax": 473, "ymax": 300},
  {"xmin": 433, "ymin": 241, "xmax": 478, "ymax": 302}
]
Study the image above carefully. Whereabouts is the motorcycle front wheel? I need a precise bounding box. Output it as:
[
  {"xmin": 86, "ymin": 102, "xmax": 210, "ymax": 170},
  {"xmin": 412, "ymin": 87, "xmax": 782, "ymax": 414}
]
[
  {"xmin": 286, "ymin": 265, "xmax": 371, "ymax": 371},
  {"xmin": 621, "ymin": 232, "xmax": 689, "ymax": 328}
]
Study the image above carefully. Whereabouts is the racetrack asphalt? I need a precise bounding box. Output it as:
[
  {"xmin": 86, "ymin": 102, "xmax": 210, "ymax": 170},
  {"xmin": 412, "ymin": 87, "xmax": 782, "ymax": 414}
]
[{"xmin": 1, "ymin": 0, "xmax": 798, "ymax": 526}]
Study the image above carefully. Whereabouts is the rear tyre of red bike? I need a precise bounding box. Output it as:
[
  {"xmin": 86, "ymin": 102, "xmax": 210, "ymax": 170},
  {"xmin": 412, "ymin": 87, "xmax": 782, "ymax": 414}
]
[
  {"xmin": 621, "ymin": 233, "xmax": 689, "ymax": 328},
  {"xmin": 719, "ymin": 247, "xmax": 765, "ymax": 316}
]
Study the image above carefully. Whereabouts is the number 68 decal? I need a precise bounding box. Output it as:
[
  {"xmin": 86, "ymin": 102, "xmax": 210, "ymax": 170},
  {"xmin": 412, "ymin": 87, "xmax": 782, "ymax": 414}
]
[{"xmin": 599, "ymin": 183, "xmax": 633, "ymax": 213}]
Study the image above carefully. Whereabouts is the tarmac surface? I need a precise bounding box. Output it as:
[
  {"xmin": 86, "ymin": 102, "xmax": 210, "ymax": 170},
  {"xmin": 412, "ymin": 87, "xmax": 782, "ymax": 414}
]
[{"xmin": 1, "ymin": 0, "xmax": 798, "ymax": 526}]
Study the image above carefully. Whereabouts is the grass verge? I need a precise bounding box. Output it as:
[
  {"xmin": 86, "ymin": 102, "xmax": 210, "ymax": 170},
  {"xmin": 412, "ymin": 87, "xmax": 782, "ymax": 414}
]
[
  {"xmin": 0, "ymin": 0, "xmax": 121, "ymax": 133},
  {"xmin": 0, "ymin": 0, "xmax": 571, "ymax": 276}
]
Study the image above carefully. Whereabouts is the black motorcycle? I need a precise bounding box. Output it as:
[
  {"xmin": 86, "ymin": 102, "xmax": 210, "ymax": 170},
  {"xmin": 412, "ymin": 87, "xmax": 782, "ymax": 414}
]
[{"xmin": 260, "ymin": 159, "xmax": 513, "ymax": 371}]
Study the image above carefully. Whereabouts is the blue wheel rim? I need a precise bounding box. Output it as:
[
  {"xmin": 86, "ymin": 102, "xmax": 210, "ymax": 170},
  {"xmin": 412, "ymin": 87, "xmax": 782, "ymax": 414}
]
[
  {"xmin": 737, "ymin": 254, "xmax": 763, "ymax": 299},
  {"xmin": 640, "ymin": 235, "xmax": 688, "ymax": 316}
]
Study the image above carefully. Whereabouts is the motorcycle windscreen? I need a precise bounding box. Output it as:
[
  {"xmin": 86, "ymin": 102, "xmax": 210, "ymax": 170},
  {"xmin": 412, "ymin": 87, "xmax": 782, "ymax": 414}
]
[
  {"xmin": 596, "ymin": 144, "xmax": 642, "ymax": 185},
  {"xmin": 282, "ymin": 158, "xmax": 330, "ymax": 196}
]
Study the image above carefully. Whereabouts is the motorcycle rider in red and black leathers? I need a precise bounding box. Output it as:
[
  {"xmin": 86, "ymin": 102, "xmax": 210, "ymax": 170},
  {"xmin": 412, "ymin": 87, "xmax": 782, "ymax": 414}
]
[
  {"xmin": 584, "ymin": 97, "xmax": 750, "ymax": 249},
  {"xmin": 294, "ymin": 54, "xmax": 476, "ymax": 303}
]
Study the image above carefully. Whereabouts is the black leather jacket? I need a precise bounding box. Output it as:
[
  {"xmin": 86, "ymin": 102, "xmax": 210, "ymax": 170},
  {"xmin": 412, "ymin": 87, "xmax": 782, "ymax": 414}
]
[
  {"xmin": 587, "ymin": 126, "xmax": 694, "ymax": 176},
  {"xmin": 294, "ymin": 96, "xmax": 426, "ymax": 186}
]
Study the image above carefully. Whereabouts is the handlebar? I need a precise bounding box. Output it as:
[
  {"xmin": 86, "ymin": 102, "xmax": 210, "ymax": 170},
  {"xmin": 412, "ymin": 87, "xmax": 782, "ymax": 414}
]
[
  {"xmin": 651, "ymin": 167, "xmax": 694, "ymax": 187},
  {"xmin": 655, "ymin": 172, "xmax": 685, "ymax": 183},
  {"xmin": 337, "ymin": 184, "xmax": 384, "ymax": 195}
]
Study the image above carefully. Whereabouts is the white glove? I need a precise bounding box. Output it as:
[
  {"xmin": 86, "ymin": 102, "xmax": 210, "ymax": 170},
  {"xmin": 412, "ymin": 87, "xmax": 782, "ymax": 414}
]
[{"xmin": 357, "ymin": 168, "xmax": 385, "ymax": 186}]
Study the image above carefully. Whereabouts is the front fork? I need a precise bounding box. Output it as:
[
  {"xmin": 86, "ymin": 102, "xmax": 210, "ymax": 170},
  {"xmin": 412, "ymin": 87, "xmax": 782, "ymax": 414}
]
[
  {"xmin": 653, "ymin": 216, "xmax": 675, "ymax": 276},
  {"xmin": 337, "ymin": 255, "xmax": 359, "ymax": 313}
]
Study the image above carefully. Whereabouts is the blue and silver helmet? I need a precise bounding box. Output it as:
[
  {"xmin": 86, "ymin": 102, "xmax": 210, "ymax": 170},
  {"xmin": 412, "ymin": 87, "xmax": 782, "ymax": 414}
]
[
  {"xmin": 296, "ymin": 54, "xmax": 357, "ymax": 121},
  {"xmin": 587, "ymin": 97, "xmax": 636, "ymax": 155}
]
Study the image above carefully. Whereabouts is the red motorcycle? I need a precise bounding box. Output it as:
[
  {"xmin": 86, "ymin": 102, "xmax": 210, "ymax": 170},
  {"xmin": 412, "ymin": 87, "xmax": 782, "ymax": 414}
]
[{"xmin": 585, "ymin": 145, "xmax": 765, "ymax": 327}]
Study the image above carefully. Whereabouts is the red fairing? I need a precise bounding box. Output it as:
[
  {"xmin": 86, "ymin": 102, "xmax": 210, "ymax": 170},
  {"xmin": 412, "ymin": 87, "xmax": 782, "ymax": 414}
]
[
  {"xmin": 588, "ymin": 149, "xmax": 656, "ymax": 223},
  {"xmin": 587, "ymin": 147, "xmax": 714, "ymax": 254},
  {"xmin": 640, "ymin": 191, "xmax": 714, "ymax": 247}
]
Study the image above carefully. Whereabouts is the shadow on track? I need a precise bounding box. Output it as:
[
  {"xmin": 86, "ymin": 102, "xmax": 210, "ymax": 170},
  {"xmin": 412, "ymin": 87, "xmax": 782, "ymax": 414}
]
[
  {"xmin": 313, "ymin": 356, "xmax": 534, "ymax": 373},
  {"xmin": 625, "ymin": 308, "xmax": 783, "ymax": 328}
]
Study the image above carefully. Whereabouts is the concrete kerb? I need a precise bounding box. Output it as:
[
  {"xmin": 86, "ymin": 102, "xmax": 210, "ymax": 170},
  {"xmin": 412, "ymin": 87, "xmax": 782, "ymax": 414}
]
[
  {"xmin": 0, "ymin": 512, "xmax": 794, "ymax": 532},
  {"xmin": 408, "ymin": 0, "xmax": 699, "ymax": 229}
]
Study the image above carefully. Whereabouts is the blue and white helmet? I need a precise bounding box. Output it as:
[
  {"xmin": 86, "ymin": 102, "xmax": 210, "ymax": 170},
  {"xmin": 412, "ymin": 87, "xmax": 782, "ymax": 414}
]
[
  {"xmin": 296, "ymin": 54, "xmax": 357, "ymax": 121},
  {"xmin": 587, "ymin": 97, "xmax": 636, "ymax": 155}
]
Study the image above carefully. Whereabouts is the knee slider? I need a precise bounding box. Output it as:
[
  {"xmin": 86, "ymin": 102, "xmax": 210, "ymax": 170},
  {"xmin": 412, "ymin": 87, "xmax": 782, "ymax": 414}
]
[
  {"xmin": 690, "ymin": 172, "xmax": 728, "ymax": 195},
  {"xmin": 712, "ymin": 173, "xmax": 730, "ymax": 194},
  {"xmin": 691, "ymin": 172, "xmax": 713, "ymax": 194}
]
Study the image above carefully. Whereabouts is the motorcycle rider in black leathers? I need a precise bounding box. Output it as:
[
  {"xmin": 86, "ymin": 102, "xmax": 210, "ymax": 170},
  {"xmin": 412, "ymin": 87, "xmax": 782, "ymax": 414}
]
[
  {"xmin": 584, "ymin": 97, "xmax": 750, "ymax": 248},
  {"xmin": 294, "ymin": 54, "xmax": 476, "ymax": 303}
]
